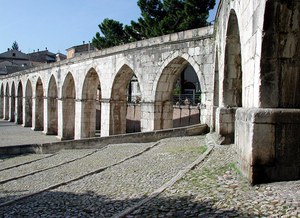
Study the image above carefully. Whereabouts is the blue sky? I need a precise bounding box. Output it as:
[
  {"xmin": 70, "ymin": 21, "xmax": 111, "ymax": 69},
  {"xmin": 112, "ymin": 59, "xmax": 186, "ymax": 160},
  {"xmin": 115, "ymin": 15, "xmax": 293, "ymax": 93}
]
[{"xmin": 0, "ymin": 0, "xmax": 219, "ymax": 54}]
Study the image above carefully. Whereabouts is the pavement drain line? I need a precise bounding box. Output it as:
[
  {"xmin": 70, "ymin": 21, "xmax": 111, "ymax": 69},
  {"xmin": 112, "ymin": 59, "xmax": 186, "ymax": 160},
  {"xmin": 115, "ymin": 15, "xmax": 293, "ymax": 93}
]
[
  {"xmin": 0, "ymin": 141, "xmax": 161, "ymax": 208},
  {"xmin": 113, "ymin": 143, "xmax": 215, "ymax": 218},
  {"xmin": 0, "ymin": 154, "xmax": 56, "ymax": 172},
  {"xmin": 0, "ymin": 148, "xmax": 105, "ymax": 185}
]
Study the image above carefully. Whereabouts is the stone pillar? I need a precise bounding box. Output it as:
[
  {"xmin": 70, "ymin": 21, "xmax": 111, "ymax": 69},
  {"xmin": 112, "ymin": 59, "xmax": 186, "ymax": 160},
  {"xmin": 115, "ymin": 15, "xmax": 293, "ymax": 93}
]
[
  {"xmin": 34, "ymin": 96, "xmax": 44, "ymax": 131},
  {"xmin": 16, "ymin": 95, "xmax": 23, "ymax": 124},
  {"xmin": 235, "ymin": 108, "xmax": 300, "ymax": 184},
  {"xmin": 100, "ymin": 99, "xmax": 110, "ymax": 137},
  {"xmin": 0, "ymin": 94, "xmax": 3, "ymax": 119},
  {"xmin": 43, "ymin": 97, "xmax": 49, "ymax": 135},
  {"xmin": 13, "ymin": 97, "xmax": 17, "ymax": 123},
  {"xmin": 57, "ymin": 99, "xmax": 63, "ymax": 139},
  {"xmin": 4, "ymin": 94, "xmax": 9, "ymax": 120},
  {"xmin": 9, "ymin": 95, "xmax": 16, "ymax": 122},
  {"xmin": 153, "ymin": 100, "xmax": 173, "ymax": 130},
  {"xmin": 109, "ymin": 100, "xmax": 127, "ymax": 135},
  {"xmin": 74, "ymin": 99, "xmax": 97, "ymax": 139},
  {"xmin": 22, "ymin": 97, "xmax": 26, "ymax": 126},
  {"xmin": 31, "ymin": 97, "xmax": 37, "ymax": 130},
  {"xmin": 140, "ymin": 102, "xmax": 155, "ymax": 132},
  {"xmin": 210, "ymin": 106, "xmax": 218, "ymax": 132},
  {"xmin": 45, "ymin": 96, "xmax": 58, "ymax": 135},
  {"xmin": 74, "ymin": 100, "xmax": 83, "ymax": 140},
  {"xmin": 200, "ymin": 92, "xmax": 213, "ymax": 128},
  {"xmin": 215, "ymin": 106, "xmax": 237, "ymax": 144},
  {"xmin": 58, "ymin": 97, "xmax": 75, "ymax": 140},
  {"xmin": 23, "ymin": 96, "xmax": 32, "ymax": 127}
]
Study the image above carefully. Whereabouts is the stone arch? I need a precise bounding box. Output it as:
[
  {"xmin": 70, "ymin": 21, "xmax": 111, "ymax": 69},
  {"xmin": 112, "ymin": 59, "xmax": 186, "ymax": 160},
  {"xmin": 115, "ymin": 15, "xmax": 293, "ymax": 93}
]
[
  {"xmin": 216, "ymin": 9, "xmax": 243, "ymax": 144},
  {"xmin": 4, "ymin": 83, "xmax": 9, "ymax": 120},
  {"xmin": 24, "ymin": 80, "xmax": 33, "ymax": 127},
  {"xmin": 260, "ymin": 0, "xmax": 300, "ymax": 108},
  {"xmin": 81, "ymin": 68, "xmax": 101, "ymax": 138},
  {"xmin": 10, "ymin": 82, "xmax": 16, "ymax": 122},
  {"xmin": 16, "ymin": 81, "xmax": 23, "ymax": 124},
  {"xmin": 154, "ymin": 56, "xmax": 201, "ymax": 130},
  {"xmin": 47, "ymin": 75, "xmax": 58, "ymax": 135},
  {"xmin": 62, "ymin": 72, "xmax": 76, "ymax": 139},
  {"xmin": 223, "ymin": 9, "xmax": 242, "ymax": 107},
  {"xmin": 153, "ymin": 52, "xmax": 207, "ymax": 97},
  {"xmin": 110, "ymin": 64, "xmax": 140, "ymax": 135},
  {"xmin": 0, "ymin": 83, "xmax": 3, "ymax": 119},
  {"xmin": 35, "ymin": 77, "xmax": 44, "ymax": 131}
]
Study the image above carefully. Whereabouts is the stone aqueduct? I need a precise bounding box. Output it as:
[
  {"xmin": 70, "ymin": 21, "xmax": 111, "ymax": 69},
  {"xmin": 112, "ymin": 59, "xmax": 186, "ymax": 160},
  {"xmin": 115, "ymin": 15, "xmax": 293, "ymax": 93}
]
[{"xmin": 0, "ymin": 0, "xmax": 299, "ymax": 184}]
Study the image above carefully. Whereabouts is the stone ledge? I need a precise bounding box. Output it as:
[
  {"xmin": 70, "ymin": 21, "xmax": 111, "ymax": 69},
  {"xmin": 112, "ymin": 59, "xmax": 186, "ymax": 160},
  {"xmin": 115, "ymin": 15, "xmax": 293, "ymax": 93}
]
[
  {"xmin": 0, "ymin": 124, "xmax": 208, "ymax": 155},
  {"xmin": 236, "ymin": 108, "xmax": 300, "ymax": 124},
  {"xmin": 1, "ymin": 26, "xmax": 214, "ymax": 79}
]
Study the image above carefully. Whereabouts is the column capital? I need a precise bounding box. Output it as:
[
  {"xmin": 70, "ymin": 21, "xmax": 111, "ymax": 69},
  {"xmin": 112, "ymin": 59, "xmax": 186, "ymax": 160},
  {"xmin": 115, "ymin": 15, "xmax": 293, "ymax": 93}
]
[
  {"xmin": 100, "ymin": 98, "xmax": 110, "ymax": 103},
  {"xmin": 75, "ymin": 98, "xmax": 96, "ymax": 103}
]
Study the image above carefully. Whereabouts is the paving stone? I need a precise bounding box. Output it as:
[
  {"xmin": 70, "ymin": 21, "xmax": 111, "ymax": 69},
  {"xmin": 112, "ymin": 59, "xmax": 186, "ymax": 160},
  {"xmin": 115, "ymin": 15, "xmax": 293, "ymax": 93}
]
[
  {"xmin": 0, "ymin": 153, "xmax": 51, "ymax": 170},
  {"xmin": 0, "ymin": 137, "xmax": 299, "ymax": 217},
  {"xmin": 127, "ymin": 145, "xmax": 300, "ymax": 217},
  {"xmin": 0, "ymin": 149, "xmax": 97, "ymax": 182}
]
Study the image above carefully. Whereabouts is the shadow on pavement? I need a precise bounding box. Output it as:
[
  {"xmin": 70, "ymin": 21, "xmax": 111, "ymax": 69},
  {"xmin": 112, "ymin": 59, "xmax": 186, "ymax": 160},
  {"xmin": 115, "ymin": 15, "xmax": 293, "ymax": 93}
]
[{"xmin": 0, "ymin": 190, "xmax": 256, "ymax": 217}]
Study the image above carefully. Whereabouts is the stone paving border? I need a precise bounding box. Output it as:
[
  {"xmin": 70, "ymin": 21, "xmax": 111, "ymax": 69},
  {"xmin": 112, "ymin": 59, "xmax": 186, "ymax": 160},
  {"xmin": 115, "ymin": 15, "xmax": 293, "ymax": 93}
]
[
  {"xmin": 0, "ymin": 149, "xmax": 102, "ymax": 184},
  {"xmin": 0, "ymin": 142, "xmax": 160, "ymax": 208},
  {"xmin": 0, "ymin": 154, "xmax": 55, "ymax": 172},
  {"xmin": 112, "ymin": 143, "xmax": 214, "ymax": 218}
]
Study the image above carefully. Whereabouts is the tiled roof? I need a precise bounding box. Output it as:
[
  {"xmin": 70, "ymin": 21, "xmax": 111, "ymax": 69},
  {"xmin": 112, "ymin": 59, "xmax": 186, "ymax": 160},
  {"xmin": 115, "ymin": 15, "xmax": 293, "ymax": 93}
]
[{"xmin": 0, "ymin": 49, "xmax": 29, "ymax": 60}]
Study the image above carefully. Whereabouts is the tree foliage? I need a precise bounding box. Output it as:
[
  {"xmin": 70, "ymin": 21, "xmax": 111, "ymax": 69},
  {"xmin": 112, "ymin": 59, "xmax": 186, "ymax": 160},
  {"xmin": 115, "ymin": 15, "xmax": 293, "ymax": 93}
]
[
  {"xmin": 92, "ymin": 0, "xmax": 215, "ymax": 49},
  {"xmin": 11, "ymin": 41, "xmax": 19, "ymax": 51},
  {"xmin": 92, "ymin": 19, "xmax": 130, "ymax": 49}
]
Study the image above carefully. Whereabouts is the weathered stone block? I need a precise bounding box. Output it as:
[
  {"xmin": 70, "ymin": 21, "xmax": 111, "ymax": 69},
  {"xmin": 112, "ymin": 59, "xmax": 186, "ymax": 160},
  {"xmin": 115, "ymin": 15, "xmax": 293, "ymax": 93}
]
[{"xmin": 236, "ymin": 108, "xmax": 300, "ymax": 184}]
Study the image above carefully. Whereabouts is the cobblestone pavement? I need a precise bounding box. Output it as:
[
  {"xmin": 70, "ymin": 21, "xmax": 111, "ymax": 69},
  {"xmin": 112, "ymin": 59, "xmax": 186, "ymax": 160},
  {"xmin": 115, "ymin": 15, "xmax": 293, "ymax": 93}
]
[
  {"xmin": 0, "ymin": 120, "xmax": 59, "ymax": 147},
  {"xmin": 0, "ymin": 136, "xmax": 299, "ymax": 217},
  {"xmin": 128, "ymin": 145, "xmax": 300, "ymax": 218}
]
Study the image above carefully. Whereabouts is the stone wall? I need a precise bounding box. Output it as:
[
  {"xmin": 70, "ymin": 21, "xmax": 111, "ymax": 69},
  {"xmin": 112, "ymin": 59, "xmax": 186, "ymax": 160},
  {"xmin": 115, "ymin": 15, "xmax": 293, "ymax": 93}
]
[
  {"xmin": 173, "ymin": 106, "xmax": 200, "ymax": 128},
  {"xmin": 215, "ymin": 0, "xmax": 300, "ymax": 184},
  {"xmin": 0, "ymin": 26, "xmax": 214, "ymax": 141},
  {"xmin": 126, "ymin": 104, "xmax": 201, "ymax": 133}
]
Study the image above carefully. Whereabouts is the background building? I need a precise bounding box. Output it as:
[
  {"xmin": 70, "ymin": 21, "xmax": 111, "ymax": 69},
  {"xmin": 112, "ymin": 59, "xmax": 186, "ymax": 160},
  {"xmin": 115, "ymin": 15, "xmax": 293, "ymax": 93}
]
[{"xmin": 0, "ymin": 48, "xmax": 66, "ymax": 75}]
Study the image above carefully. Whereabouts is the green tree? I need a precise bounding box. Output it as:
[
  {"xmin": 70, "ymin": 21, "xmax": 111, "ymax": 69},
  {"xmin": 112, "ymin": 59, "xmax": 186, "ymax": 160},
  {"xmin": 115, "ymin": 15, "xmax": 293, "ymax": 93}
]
[
  {"xmin": 92, "ymin": 0, "xmax": 215, "ymax": 49},
  {"xmin": 11, "ymin": 41, "xmax": 19, "ymax": 50},
  {"xmin": 125, "ymin": 0, "xmax": 166, "ymax": 40},
  {"xmin": 92, "ymin": 19, "xmax": 130, "ymax": 49},
  {"xmin": 127, "ymin": 0, "xmax": 215, "ymax": 39}
]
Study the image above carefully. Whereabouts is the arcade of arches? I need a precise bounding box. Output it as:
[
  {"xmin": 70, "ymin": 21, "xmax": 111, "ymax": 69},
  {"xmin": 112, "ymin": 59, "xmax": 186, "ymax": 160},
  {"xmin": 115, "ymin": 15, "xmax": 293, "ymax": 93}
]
[
  {"xmin": 1, "ymin": 0, "xmax": 300, "ymax": 184},
  {"xmin": 0, "ymin": 59, "xmax": 203, "ymax": 141}
]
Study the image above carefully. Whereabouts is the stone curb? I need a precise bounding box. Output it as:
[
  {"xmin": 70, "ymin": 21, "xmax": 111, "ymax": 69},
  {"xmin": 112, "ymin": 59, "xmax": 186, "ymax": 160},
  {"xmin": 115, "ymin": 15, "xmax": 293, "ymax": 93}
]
[
  {"xmin": 0, "ymin": 149, "xmax": 102, "ymax": 184},
  {"xmin": 0, "ymin": 124, "xmax": 208, "ymax": 155},
  {"xmin": 205, "ymin": 132, "xmax": 225, "ymax": 146},
  {"xmin": 0, "ymin": 154, "xmax": 55, "ymax": 172},
  {"xmin": 112, "ymin": 144, "xmax": 215, "ymax": 218}
]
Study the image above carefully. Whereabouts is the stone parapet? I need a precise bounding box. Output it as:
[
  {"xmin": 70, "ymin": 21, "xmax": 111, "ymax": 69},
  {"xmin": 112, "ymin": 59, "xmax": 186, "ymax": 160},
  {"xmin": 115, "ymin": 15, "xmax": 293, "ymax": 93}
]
[
  {"xmin": 0, "ymin": 124, "xmax": 208, "ymax": 155},
  {"xmin": 0, "ymin": 26, "xmax": 214, "ymax": 79}
]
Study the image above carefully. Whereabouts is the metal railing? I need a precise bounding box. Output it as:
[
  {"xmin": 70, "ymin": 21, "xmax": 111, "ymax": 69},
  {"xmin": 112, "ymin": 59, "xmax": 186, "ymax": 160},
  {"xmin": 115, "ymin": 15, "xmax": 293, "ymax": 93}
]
[{"xmin": 173, "ymin": 93, "xmax": 201, "ymax": 106}]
